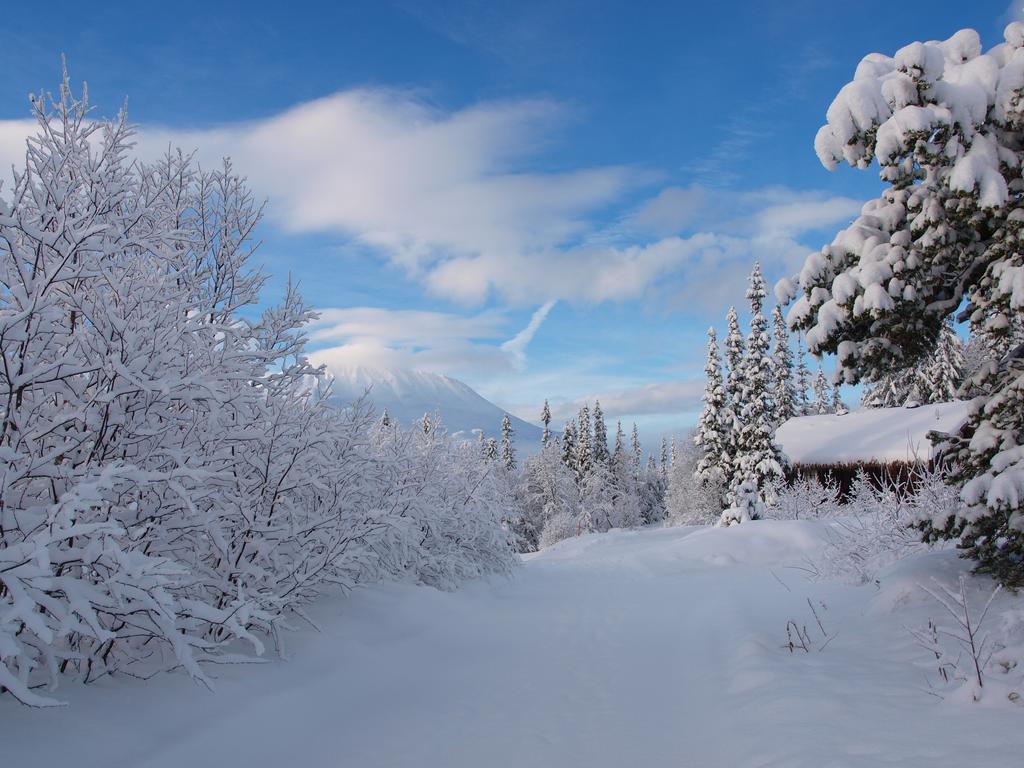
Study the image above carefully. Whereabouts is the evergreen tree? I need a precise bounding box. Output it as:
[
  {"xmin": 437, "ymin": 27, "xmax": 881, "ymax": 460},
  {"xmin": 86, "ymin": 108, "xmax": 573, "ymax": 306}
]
[
  {"xmin": 694, "ymin": 327, "xmax": 730, "ymax": 504},
  {"xmin": 779, "ymin": 24, "xmax": 1024, "ymax": 584},
  {"xmin": 380, "ymin": 407, "xmax": 391, "ymax": 427},
  {"xmin": 540, "ymin": 399, "xmax": 552, "ymax": 448},
  {"xmin": 812, "ymin": 367, "xmax": 831, "ymax": 415},
  {"xmin": 575, "ymin": 405, "xmax": 592, "ymax": 480},
  {"xmin": 771, "ymin": 305, "xmax": 797, "ymax": 424},
  {"xmin": 830, "ymin": 380, "xmax": 847, "ymax": 415},
  {"xmin": 670, "ymin": 436, "xmax": 677, "ymax": 468},
  {"xmin": 659, "ymin": 437, "xmax": 669, "ymax": 480},
  {"xmin": 501, "ymin": 414, "xmax": 516, "ymax": 471},
  {"xmin": 613, "ymin": 421, "xmax": 626, "ymax": 461},
  {"xmin": 484, "ymin": 437, "xmax": 499, "ymax": 463},
  {"xmin": 592, "ymin": 400, "xmax": 610, "ymax": 466},
  {"xmin": 561, "ymin": 422, "xmax": 577, "ymax": 470},
  {"xmin": 631, "ymin": 423, "xmax": 642, "ymax": 478},
  {"xmin": 722, "ymin": 305, "xmax": 745, "ymax": 472},
  {"xmin": 919, "ymin": 321, "xmax": 965, "ymax": 403},
  {"xmin": 794, "ymin": 333, "xmax": 813, "ymax": 415},
  {"xmin": 732, "ymin": 262, "xmax": 786, "ymax": 501}
]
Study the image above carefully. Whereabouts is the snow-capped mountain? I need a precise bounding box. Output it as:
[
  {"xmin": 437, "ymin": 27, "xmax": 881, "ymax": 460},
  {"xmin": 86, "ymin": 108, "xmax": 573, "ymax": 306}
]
[{"xmin": 326, "ymin": 365, "xmax": 543, "ymax": 444}]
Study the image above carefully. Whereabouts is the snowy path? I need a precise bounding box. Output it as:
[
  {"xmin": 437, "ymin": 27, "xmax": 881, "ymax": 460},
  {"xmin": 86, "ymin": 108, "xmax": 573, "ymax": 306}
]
[{"xmin": 3, "ymin": 522, "xmax": 1022, "ymax": 767}]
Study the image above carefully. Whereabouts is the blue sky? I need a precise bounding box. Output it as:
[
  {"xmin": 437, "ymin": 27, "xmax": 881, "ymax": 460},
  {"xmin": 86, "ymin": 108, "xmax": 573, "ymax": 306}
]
[{"xmin": 0, "ymin": 0, "xmax": 1016, "ymax": 436}]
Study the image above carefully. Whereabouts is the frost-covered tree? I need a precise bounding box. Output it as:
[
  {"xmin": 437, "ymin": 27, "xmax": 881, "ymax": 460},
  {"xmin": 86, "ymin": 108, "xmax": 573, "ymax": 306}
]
[
  {"xmin": 794, "ymin": 333, "xmax": 814, "ymax": 415},
  {"xmin": 830, "ymin": 379, "xmax": 848, "ymax": 414},
  {"xmin": 575, "ymin": 405, "xmax": 592, "ymax": 481},
  {"xmin": 771, "ymin": 305, "xmax": 798, "ymax": 424},
  {"xmin": 862, "ymin": 320, "xmax": 964, "ymax": 406},
  {"xmin": 592, "ymin": 400, "xmax": 610, "ymax": 466},
  {"xmin": 0, "ymin": 76, "xmax": 516, "ymax": 705},
  {"xmin": 667, "ymin": 434, "xmax": 723, "ymax": 526},
  {"xmin": 540, "ymin": 399, "xmax": 552, "ymax": 448},
  {"xmin": 561, "ymin": 422, "xmax": 577, "ymax": 470},
  {"xmin": 732, "ymin": 263, "xmax": 786, "ymax": 501},
  {"xmin": 501, "ymin": 414, "xmax": 516, "ymax": 471},
  {"xmin": 631, "ymin": 423, "xmax": 642, "ymax": 477},
  {"xmin": 613, "ymin": 420, "xmax": 626, "ymax": 461},
  {"xmin": 722, "ymin": 305, "xmax": 745, "ymax": 468},
  {"xmin": 812, "ymin": 367, "xmax": 831, "ymax": 414},
  {"xmin": 694, "ymin": 327, "xmax": 730, "ymax": 506},
  {"xmin": 659, "ymin": 437, "xmax": 669, "ymax": 480},
  {"xmin": 519, "ymin": 444, "xmax": 578, "ymax": 552},
  {"xmin": 777, "ymin": 25, "xmax": 1024, "ymax": 586},
  {"xmin": 381, "ymin": 407, "xmax": 391, "ymax": 427},
  {"xmin": 484, "ymin": 437, "xmax": 500, "ymax": 463}
]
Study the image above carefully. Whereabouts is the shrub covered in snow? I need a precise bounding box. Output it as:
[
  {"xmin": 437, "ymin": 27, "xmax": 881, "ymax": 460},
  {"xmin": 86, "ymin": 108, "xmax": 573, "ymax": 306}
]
[{"xmin": 0, "ymin": 77, "xmax": 515, "ymax": 706}]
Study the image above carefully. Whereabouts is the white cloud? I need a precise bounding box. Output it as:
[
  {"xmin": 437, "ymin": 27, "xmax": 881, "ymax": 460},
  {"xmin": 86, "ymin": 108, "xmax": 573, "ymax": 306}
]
[{"xmin": 501, "ymin": 300, "xmax": 556, "ymax": 370}]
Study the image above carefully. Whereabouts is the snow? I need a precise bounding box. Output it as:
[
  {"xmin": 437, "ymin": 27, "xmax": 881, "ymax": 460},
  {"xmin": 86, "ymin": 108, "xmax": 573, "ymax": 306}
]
[
  {"xmin": 3, "ymin": 521, "xmax": 1021, "ymax": 766},
  {"xmin": 326, "ymin": 364, "xmax": 543, "ymax": 443},
  {"xmin": 775, "ymin": 401, "xmax": 973, "ymax": 464}
]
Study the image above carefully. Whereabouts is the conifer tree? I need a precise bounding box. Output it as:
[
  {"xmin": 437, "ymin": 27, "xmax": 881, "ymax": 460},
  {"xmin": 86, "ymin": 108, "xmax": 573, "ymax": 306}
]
[
  {"xmin": 540, "ymin": 400, "xmax": 552, "ymax": 448},
  {"xmin": 659, "ymin": 437, "xmax": 669, "ymax": 480},
  {"xmin": 631, "ymin": 423, "xmax": 642, "ymax": 477},
  {"xmin": 561, "ymin": 422, "xmax": 577, "ymax": 470},
  {"xmin": 613, "ymin": 421, "xmax": 626, "ymax": 461},
  {"xmin": 919, "ymin": 321, "xmax": 965, "ymax": 404},
  {"xmin": 575, "ymin": 405, "xmax": 592, "ymax": 480},
  {"xmin": 830, "ymin": 380, "xmax": 847, "ymax": 415},
  {"xmin": 592, "ymin": 400, "xmax": 609, "ymax": 466},
  {"xmin": 812, "ymin": 367, "xmax": 831, "ymax": 415},
  {"xmin": 722, "ymin": 305, "xmax": 745, "ymax": 470},
  {"xmin": 794, "ymin": 333, "xmax": 813, "ymax": 415},
  {"xmin": 732, "ymin": 262, "xmax": 786, "ymax": 500},
  {"xmin": 771, "ymin": 305, "xmax": 797, "ymax": 424},
  {"xmin": 380, "ymin": 407, "xmax": 391, "ymax": 427},
  {"xmin": 485, "ymin": 437, "xmax": 499, "ymax": 463},
  {"xmin": 670, "ymin": 436, "xmax": 677, "ymax": 468},
  {"xmin": 501, "ymin": 414, "xmax": 516, "ymax": 471},
  {"xmin": 694, "ymin": 327, "xmax": 730, "ymax": 501}
]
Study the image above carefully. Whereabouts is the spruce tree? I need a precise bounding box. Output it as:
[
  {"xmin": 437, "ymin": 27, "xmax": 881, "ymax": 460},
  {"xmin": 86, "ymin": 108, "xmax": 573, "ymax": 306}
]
[
  {"xmin": 722, "ymin": 306, "xmax": 745, "ymax": 475},
  {"xmin": 561, "ymin": 422, "xmax": 577, "ymax": 471},
  {"xmin": 540, "ymin": 399, "xmax": 552, "ymax": 448},
  {"xmin": 501, "ymin": 414, "xmax": 516, "ymax": 471},
  {"xmin": 631, "ymin": 423, "xmax": 642, "ymax": 478},
  {"xmin": 695, "ymin": 327, "xmax": 730, "ymax": 500},
  {"xmin": 592, "ymin": 400, "xmax": 610, "ymax": 466},
  {"xmin": 575, "ymin": 405, "xmax": 592, "ymax": 480},
  {"xmin": 613, "ymin": 420, "xmax": 626, "ymax": 461},
  {"xmin": 484, "ymin": 437, "xmax": 499, "ymax": 462},
  {"xmin": 812, "ymin": 367, "xmax": 831, "ymax": 415},
  {"xmin": 670, "ymin": 436, "xmax": 677, "ymax": 468},
  {"xmin": 794, "ymin": 333, "xmax": 813, "ymax": 415},
  {"xmin": 771, "ymin": 305, "xmax": 797, "ymax": 424},
  {"xmin": 659, "ymin": 437, "xmax": 669, "ymax": 481},
  {"xmin": 919, "ymin": 321, "xmax": 965, "ymax": 403},
  {"xmin": 380, "ymin": 407, "xmax": 391, "ymax": 427},
  {"xmin": 733, "ymin": 262, "xmax": 786, "ymax": 500},
  {"xmin": 830, "ymin": 380, "xmax": 847, "ymax": 415}
]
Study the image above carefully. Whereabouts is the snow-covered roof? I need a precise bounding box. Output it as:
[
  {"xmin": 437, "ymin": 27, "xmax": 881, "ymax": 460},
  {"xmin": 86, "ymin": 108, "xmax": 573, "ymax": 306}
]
[{"xmin": 775, "ymin": 401, "xmax": 973, "ymax": 465}]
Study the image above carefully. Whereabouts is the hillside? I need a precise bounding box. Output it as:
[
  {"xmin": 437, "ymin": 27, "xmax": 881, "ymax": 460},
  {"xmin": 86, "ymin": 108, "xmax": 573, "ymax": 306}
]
[{"xmin": 326, "ymin": 365, "xmax": 543, "ymax": 444}]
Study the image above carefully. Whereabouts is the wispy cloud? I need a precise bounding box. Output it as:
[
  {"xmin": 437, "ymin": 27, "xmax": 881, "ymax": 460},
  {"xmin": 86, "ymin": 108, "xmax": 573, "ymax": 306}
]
[{"xmin": 501, "ymin": 300, "xmax": 556, "ymax": 371}]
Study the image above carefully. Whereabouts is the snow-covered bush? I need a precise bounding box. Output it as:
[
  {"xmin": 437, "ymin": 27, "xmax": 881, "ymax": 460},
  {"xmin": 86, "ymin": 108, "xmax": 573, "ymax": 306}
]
[
  {"xmin": 666, "ymin": 435, "xmax": 722, "ymax": 526},
  {"xmin": 778, "ymin": 24, "xmax": 1024, "ymax": 587},
  {"xmin": 0, "ymin": 76, "xmax": 514, "ymax": 706},
  {"xmin": 718, "ymin": 478, "xmax": 764, "ymax": 526},
  {"xmin": 765, "ymin": 475, "xmax": 841, "ymax": 520}
]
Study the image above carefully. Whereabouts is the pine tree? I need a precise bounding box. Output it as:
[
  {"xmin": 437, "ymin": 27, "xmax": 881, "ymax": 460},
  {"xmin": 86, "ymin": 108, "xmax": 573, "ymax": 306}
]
[
  {"xmin": 919, "ymin": 321, "xmax": 965, "ymax": 403},
  {"xmin": 694, "ymin": 327, "xmax": 730, "ymax": 503},
  {"xmin": 780, "ymin": 25, "xmax": 1024, "ymax": 584},
  {"xmin": 659, "ymin": 437, "xmax": 669, "ymax": 480},
  {"xmin": 561, "ymin": 422, "xmax": 577, "ymax": 470},
  {"xmin": 540, "ymin": 399, "xmax": 552, "ymax": 448},
  {"xmin": 592, "ymin": 400, "xmax": 609, "ymax": 466},
  {"xmin": 670, "ymin": 436, "xmax": 677, "ymax": 468},
  {"xmin": 722, "ymin": 306, "xmax": 745, "ymax": 473},
  {"xmin": 812, "ymin": 367, "xmax": 831, "ymax": 415},
  {"xmin": 575, "ymin": 406, "xmax": 592, "ymax": 480},
  {"xmin": 830, "ymin": 380, "xmax": 847, "ymax": 415},
  {"xmin": 771, "ymin": 305, "xmax": 797, "ymax": 424},
  {"xmin": 613, "ymin": 421, "xmax": 626, "ymax": 461},
  {"xmin": 501, "ymin": 414, "xmax": 516, "ymax": 471},
  {"xmin": 380, "ymin": 407, "xmax": 391, "ymax": 427},
  {"xmin": 794, "ymin": 333, "xmax": 813, "ymax": 415},
  {"xmin": 485, "ymin": 437, "xmax": 499, "ymax": 463},
  {"xmin": 631, "ymin": 423, "xmax": 642, "ymax": 478},
  {"xmin": 732, "ymin": 262, "xmax": 786, "ymax": 501}
]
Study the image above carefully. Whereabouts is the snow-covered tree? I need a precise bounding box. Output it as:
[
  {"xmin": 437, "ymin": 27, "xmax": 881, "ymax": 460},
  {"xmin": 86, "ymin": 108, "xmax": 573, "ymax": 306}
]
[
  {"xmin": 830, "ymin": 379, "xmax": 848, "ymax": 415},
  {"xmin": 501, "ymin": 414, "xmax": 516, "ymax": 471},
  {"xmin": 592, "ymin": 400, "xmax": 610, "ymax": 466},
  {"xmin": 631, "ymin": 423, "xmax": 642, "ymax": 477},
  {"xmin": 519, "ymin": 444, "xmax": 578, "ymax": 552},
  {"xmin": 575, "ymin": 405, "xmax": 592, "ymax": 481},
  {"xmin": 771, "ymin": 305, "xmax": 797, "ymax": 424},
  {"xmin": 862, "ymin": 321, "xmax": 964, "ymax": 407},
  {"xmin": 561, "ymin": 422, "xmax": 577, "ymax": 470},
  {"xmin": 694, "ymin": 327, "xmax": 730, "ymax": 506},
  {"xmin": 659, "ymin": 437, "xmax": 669, "ymax": 480},
  {"xmin": 722, "ymin": 305, "xmax": 745, "ymax": 468},
  {"xmin": 613, "ymin": 420, "xmax": 626, "ymax": 461},
  {"xmin": 381, "ymin": 407, "xmax": 391, "ymax": 427},
  {"xmin": 732, "ymin": 263, "xmax": 786, "ymax": 502},
  {"xmin": 777, "ymin": 25, "xmax": 1024, "ymax": 586},
  {"xmin": 0, "ymin": 76, "xmax": 516, "ymax": 705},
  {"xmin": 666, "ymin": 434, "xmax": 723, "ymax": 526},
  {"xmin": 540, "ymin": 399, "xmax": 552, "ymax": 448},
  {"xmin": 794, "ymin": 333, "xmax": 813, "ymax": 415},
  {"xmin": 812, "ymin": 367, "xmax": 831, "ymax": 414}
]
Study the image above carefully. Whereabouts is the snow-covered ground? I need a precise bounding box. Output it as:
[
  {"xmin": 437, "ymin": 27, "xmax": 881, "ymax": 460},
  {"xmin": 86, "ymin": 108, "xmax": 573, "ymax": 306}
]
[{"xmin": 3, "ymin": 522, "xmax": 1021, "ymax": 767}]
